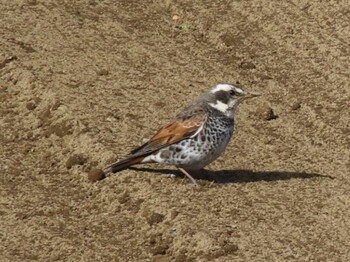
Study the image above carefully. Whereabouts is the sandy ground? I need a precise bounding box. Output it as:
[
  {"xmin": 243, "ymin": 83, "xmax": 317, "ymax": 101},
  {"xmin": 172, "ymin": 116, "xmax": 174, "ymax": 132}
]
[{"xmin": 1, "ymin": 0, "xmax": 349, "ymax": 261}]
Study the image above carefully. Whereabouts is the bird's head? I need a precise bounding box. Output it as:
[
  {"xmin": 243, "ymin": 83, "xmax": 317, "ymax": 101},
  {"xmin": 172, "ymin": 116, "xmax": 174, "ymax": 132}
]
[{"xmin": 206, "ymin": 83, "xmax": 260, "ymax": 118}]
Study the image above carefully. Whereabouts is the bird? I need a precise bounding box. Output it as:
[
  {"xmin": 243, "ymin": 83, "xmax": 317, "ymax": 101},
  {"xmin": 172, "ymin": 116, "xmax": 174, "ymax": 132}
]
[{"xmin": 105, "ymin": 83, "xmax": 260, "ymax": 185}]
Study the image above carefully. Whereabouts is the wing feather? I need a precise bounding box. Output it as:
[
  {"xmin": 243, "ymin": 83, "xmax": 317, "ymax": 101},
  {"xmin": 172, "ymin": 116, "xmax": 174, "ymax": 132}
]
[{"xmin": 128, "ymin": 116, "xmax": 206, "ymax": 157}]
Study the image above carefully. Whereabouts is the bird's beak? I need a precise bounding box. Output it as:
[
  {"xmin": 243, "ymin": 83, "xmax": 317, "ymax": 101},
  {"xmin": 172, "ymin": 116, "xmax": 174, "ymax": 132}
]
[{"xmin": 242, "ymin": 91, "xmax": 261, "ymax": 99}]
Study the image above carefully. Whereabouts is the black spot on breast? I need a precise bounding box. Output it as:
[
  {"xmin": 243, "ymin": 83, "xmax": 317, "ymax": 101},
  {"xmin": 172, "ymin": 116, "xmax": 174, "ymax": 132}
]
[
  {"xmin": 160, "ymin": 150, "xmax": 171, "ymax": 159},
  {"xmin": 170, "ymin": 145, "xmax": 182, "ymax": 152},
  {"xmin": 214, "ymin": 90, "xmax": 230, "ymax": 104}
]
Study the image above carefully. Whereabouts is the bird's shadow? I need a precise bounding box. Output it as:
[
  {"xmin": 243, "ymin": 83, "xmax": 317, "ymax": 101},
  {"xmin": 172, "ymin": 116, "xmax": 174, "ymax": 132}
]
[{"xmin": 129, "ymin": 167, "xmax": 334, "ymax": 184}]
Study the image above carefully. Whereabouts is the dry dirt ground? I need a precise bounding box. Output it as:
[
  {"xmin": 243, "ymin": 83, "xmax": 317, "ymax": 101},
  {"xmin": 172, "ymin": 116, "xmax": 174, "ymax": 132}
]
[{"xmin": 1, "ymin": 0, "xmax": 349, "ymax": 261}]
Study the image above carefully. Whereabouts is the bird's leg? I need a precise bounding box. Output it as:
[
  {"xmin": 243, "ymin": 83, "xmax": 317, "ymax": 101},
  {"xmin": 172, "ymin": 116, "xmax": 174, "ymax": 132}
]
[{"xmin": 177, "ymin": 167, "xmax": 199, "ymax": 186}]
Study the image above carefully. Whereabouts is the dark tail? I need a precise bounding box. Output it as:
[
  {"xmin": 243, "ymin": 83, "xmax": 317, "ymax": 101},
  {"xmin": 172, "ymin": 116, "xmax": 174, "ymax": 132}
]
[{"xmin": 105, "ymin": 156, "xmax": 145, "ymax": 173}]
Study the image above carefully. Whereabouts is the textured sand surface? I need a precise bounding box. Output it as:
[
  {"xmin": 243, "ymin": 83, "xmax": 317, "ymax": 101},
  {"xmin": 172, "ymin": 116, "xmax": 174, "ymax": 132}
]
[{"xmin": 1, "ymin": 0, "xmax": 349, "ymax": 261}]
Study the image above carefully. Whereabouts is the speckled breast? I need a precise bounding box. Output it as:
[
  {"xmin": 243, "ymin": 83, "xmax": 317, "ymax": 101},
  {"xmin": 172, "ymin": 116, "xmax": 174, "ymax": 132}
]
[{"xmin": 157, "ymin": 116, "xmax": 234, "ymax": 169}]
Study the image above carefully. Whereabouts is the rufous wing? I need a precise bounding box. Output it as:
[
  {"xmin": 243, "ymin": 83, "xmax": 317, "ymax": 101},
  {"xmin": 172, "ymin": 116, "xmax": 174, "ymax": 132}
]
[
  {"xmin": 128, "ymin": 116, "xmax": 206, "ymax": 157},
  {"xmin": 105, "ymin": 118, "xmax": 206, "ymax": 173},
  {"xmin": 105, "ymin": 112, "xmax": 207, "ymax": 173}
]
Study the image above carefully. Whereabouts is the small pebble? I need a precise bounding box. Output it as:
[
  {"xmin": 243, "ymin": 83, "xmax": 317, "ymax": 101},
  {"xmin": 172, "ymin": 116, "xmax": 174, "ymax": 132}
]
[
  {"xmin": 172, "ymin": 15, "xmax": 180, "ymax": 21},
  {"xmin": 97, "ymin": 69, "xmax": 109, "ymax": 76},
  {"xmin": 27, "ymin": 0, "xmax": 37, "ymax": 5},
  {"xmin": 26, "ymin": 102, "xmax": 37, "ymax": 110},
  {"xmin": 239, "ymin": 61, "xmax": 256, "ymax": 70},
  {"xmin": 256, "ymin": 105, "xmax": 277, "ymax": 121},
  {"xmin": 88, "ymin": 168, "xmax": 105, "ymax": 182},
  {"xmin": 291, "ymin": 101, "xmax": 301, "ymax": 111},
  {"xmin": 146, "ymin": 212, "xmax": 165, "ymax": 225},
  {"xmin": 150, "ymin": 244, "xmax": 169, "ymax": 255},
  {"xmin": 65, "ymin": 154, "xmax": 86, "ymax": 169},
  {"xmin": 170, "ymin": 209, "xmax": 179, "ymax": 220}
]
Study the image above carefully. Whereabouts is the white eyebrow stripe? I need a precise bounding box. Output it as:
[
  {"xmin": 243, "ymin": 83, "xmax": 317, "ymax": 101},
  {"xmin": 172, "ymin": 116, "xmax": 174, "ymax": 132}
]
[
  {"xmin": 210, "ymin": 84, "xmax": 233, "ymax": 93},
  {"xmin": 208, "ymin": 101, "xmax": 228, "ymax": 112}
]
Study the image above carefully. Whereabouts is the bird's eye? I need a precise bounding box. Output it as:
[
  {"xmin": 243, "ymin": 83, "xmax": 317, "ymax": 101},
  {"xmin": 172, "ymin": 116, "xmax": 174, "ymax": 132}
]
[{"xmin": 230, "ymin": 90, "xmax": 236, "ymax": 96}]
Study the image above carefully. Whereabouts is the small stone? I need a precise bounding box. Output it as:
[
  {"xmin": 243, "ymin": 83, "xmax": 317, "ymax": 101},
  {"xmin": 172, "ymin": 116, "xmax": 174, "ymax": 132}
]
[
  {"xmin": 220, "ymin": 33, "xmax": 241, "ymax": 47},
  {"xmin": 174, "ymin": 253, "xmax": 188, "ymax": 262},
  {"xmin": 155, "ymin": 101, "xmax": 166, "ymax": 108},
  {"xmin": 170, "ymin": 209, "xmax": 179, "ymax": 220},
  {"xmin": 27, "ymin": 0, "xmax": 37, "ymax": 5},
  {"xmin": 88, "ymin": 168, "xmax": 105, "ymax": 182},
  {"xmin": 223, "ymin": 243, "xmax": 239, "ymax": 254},
  {"xmin": 146, "ymin": 212, "xmax": 165, "ymax": 225},
  {"xmin": 38, "ymin": 107, "xmax": 51, "ymax": 121},
  {"xmin": 150, "ymin": 244, "xmax": 169, "ymax": 255},
  {"xmin": 148, "ymin": 234, "xmax": 157, "ymax": 245},
  {"xmin": 88, "ymin": 0, "xmax": 97, "ymax": 5},
  {"xmin": 26, "ymin": 102, "xmax": 37, "ymax": 110},
  {"xmin": 50, "ymin": 121, "xmax": 73, "ymax": 137},
  {"xmin": 65, "ymin": 154, "xmax": 86, "ymax": 169},
  {"xmin": 256, "ymin": 105, "xmax": 277, "ymax": 121},
  {"xmin": 239, "ymin": 61, "xmax": 256, "ymax": 70},
  {"xmin": 172, "ymin": 15, "xmax": 180, "ymax": 21},
  {"xmin": 97, "ymin": 69, "xmax": 109, "ymax": 76},
  {"xmin": 291, "ymin": 101, "xmax": 301, "ymax": 111}
]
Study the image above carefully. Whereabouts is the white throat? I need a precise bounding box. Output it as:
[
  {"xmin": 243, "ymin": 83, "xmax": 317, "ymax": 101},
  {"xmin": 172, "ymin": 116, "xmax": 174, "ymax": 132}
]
[
  {"xmin": 209, "ymin": 100, "xmax": 237, "ymax": 118},
  {"xmin": 209, "ymin": 100, "xmax": 228, "ymax": 112}
]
